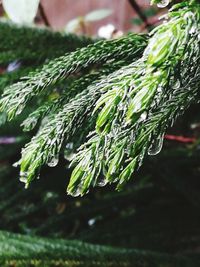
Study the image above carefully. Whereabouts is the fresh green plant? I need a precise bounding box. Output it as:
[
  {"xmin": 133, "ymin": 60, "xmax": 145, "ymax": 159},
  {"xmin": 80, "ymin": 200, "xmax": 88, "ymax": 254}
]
[
  {"xmin": 0, "ymin": 0, "xmax": 200, "ymax": 197},
  {"xmin": 1, "ymin": 1, "xmax": 200, "ymax": 266}
]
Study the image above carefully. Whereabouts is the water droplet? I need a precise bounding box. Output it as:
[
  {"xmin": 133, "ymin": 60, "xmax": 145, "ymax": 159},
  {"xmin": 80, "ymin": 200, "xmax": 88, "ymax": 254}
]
[
  {"xmin": 64, "ymin": 143, "xmax": 75, "ymax": 161},
  {"xmin": 157, "ymin": 0, "xmax": 169, "ymax": 8},
  {"xmin": 137, "ymin": 146, "xmax": 147, "ymax": 168},
  {"xmin": 70, "ymin": 186, "xmax": 82, "ymax": 197},
  {"xmin": 20, "ymin": 171, "xmax": 28, "ymax": 183},
  {"xmin": 22, "ymin": 117, "xmax": 38, "ymax": 131},
  {"xmin": 148, "ymin": 133, "xmax": 165, "ymax": 156},
  {"xmin": 173, "ymin": 80, "xmax": 181, "ymax": 89},
  {"xmin": 97, "ymin": 177, "xmax": 108, "ymax": 187},
  {"xmin": 66, "ymin": 143, "xmax": 74, "ymax": 150},
  {"xmin": 157, "ymin": 86, "xmax": 162, "ymax": 93},
  {"xmin": 170, "ymin": 118, "xmax": 175, "ymax": 127},
  {"xmin": 189, "ymin": 26, "xmax": 196, "ymax": 35},
  {"xmin": 13, "ymin": 161, "xmax": 20, "ymax": 168},
  {"xmin": 46, "ymin": 139, "xmax": 52, "ymax": 145},
  {"xmin": 64, "ymin": 152, "xmax": 75, "ymax": 161},
  {"xmin": 47, "ymin": 155, "xmax": 59, "ymax": 167},
  {"xmin": 140, "ymin": 111, "xmax": 147, "ymax": 121}
]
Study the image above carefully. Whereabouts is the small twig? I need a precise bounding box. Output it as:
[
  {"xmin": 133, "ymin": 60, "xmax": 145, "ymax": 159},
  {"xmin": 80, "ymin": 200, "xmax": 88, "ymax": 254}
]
[
  {"xmin": 128, "ymin": 0, "xmax": 151, "ymax": 30},
  {"xmin": 0, "ymin": 137, "xmax": 17, "ymax": 144},
  {"xmin": 165, "ymin": 134, "xmax": 196, "ymax": 143},
  {"xmin": 39, "ymin": 2, "xmax": 50, "ymax": 27}
]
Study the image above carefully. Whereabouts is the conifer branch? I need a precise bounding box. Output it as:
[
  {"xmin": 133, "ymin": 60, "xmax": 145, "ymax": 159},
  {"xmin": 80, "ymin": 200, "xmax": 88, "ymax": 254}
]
[
  {"xmin": 1, "ymin": 0, "xmax": 200, "ymax": 197},
  {"xmin": 0, "ymin": 33, "xmax": 147, "ymax": 120},
  {"xmin": 67, "ymin": 1, "xmax": 200, "ymax": 195},
  {"xmin": 21, "ymin": 61, "xmax": 127, "ymax": 132},
  {"xmin": 17, "ymin": 60, "xmax": 142, "ymax": 186},
  {"xmin": 0, "ymin": 67, "xmax": 34, "ymax": 92}
]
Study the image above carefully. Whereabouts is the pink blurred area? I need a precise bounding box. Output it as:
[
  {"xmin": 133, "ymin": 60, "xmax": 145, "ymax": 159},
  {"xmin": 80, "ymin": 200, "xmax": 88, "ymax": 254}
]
[
  {"xmin": 0, "ymin": 0, "xmax": 163, "ymax": 34},
  {"xmin": 40, "ymin": 0, "xmax": 160, "ymax": 33}
]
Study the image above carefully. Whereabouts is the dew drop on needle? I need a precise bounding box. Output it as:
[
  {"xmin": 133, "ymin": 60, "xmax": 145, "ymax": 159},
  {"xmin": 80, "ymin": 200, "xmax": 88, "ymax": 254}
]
[
  {"xmin": 157, "ymin": 0, "xmax": 170, "ymax": 8},
  {"xmin": 148, "ymin": 133, "xmax": 165, "ymax": 156}
]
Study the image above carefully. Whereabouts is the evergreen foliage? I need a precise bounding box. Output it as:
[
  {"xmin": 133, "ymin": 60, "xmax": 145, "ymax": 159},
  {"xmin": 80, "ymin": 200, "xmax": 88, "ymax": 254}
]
[
  {"xmin": 0, "ymin": 30, "xmax": 147, "ymax": 190},
  {"xmin": 0, "ymin": 1, "xmax": 199, "ymax": 197},
  {"xmin": 0, "ymin": 20, "xmax": 94, "ymax": 65},
  {"xmin": 1, "ymin": 230, "xmax": 200, "ymax": 267},
  {"xmin": 0, "ymin": 32, "xmax": 146, "ymax": 120},
  {"xmin": 0, "ymin": 0, "xmax": 200, "ymax": 265},
  {"xmin": 68, "ymin": 1, "xmax": 200, "ymax": 195}
]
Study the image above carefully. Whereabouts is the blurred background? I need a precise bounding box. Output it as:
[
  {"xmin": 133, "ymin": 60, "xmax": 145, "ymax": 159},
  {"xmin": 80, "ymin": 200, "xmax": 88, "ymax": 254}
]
[
  {"xmin": 0, "ymin": 0, "xmax": 163, "ymax": 34},
  {"xmin": 35, "ymin": 0, "xmax": 161, "ymax": 32}
]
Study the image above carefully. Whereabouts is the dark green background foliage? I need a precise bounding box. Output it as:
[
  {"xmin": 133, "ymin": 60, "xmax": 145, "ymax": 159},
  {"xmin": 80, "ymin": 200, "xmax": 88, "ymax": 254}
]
[{"xmin": 0, "ymin": 106, "xmax": 200, "ymax": 266}]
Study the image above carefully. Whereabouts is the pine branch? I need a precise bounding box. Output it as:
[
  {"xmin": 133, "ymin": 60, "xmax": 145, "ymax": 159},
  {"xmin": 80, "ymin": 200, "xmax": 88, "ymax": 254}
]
[
  {"xmin": 2, "ymin": 0, "xmax": 200, "ymax": 198},
  {"xmin": 21, "ymin": 62, "xmax": 127, "ymax": 132},
  {"xmin": 17, "ymin": 60, "xmax": 142, "ymax": 186},
  {"xmin": 67, "ymin": 1, "xmax": 200, "ymax": 195},
  {"xmin": 0, "ymin": 67, "xmax": 35, "ymax": 92},
  {"xmin": 0, "ymin": 33, "xmax": 147, "ymax": 120},
  {"xmin": 69, "ymin": 84, "xmax": 180, "ymax": 193}
]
